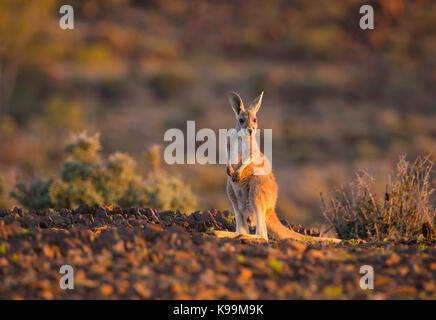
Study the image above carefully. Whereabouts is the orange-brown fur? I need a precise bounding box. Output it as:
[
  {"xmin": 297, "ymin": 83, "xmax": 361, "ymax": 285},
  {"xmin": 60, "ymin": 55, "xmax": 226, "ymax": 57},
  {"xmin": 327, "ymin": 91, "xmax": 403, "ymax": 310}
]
[{"xmin": 215, "ymin": 92, "xmax": 341, "ymax": 243}]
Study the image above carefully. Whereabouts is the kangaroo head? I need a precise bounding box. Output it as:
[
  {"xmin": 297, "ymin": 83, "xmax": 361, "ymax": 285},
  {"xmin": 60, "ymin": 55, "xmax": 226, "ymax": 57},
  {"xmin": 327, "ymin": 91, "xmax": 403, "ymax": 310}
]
[{"xmin": 227, "ymin": 91, "xmax": 264, "ymax": 136}]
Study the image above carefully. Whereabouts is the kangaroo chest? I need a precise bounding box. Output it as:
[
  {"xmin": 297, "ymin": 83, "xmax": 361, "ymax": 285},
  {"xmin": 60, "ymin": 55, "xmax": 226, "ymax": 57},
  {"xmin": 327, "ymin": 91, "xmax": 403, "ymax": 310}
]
[{"xmin": 229, "ymin": 135, "xmax": 260, "ymax": 165}]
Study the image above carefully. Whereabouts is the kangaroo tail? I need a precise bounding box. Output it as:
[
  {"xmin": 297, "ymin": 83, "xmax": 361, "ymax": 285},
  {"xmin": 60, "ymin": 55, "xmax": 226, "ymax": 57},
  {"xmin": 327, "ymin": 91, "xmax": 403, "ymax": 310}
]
[
  {"xmin": 265, "ymin": 209, "xmax": 304, "ymax": 241},
  {"xmin": 265, "ymin": 209, "xmax": 341, "ymax": 243}
]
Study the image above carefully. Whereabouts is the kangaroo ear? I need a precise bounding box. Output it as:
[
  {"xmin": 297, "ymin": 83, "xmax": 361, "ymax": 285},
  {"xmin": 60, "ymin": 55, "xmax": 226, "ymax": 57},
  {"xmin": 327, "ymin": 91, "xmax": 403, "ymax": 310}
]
[
  {"xmin": 248, "ymin": 91, "xmax": 264, "ymax": 113},
  {"xmin": 227, "ymin": 91, "xmax": 245, "ymax": 115}
]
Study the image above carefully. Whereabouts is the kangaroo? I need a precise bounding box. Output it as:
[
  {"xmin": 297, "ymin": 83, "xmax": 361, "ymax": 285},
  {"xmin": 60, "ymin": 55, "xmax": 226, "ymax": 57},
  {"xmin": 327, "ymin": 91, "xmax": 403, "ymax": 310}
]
[{"xmin": 214, "ymin": 91, "xmax": 341, "ymax": 243}]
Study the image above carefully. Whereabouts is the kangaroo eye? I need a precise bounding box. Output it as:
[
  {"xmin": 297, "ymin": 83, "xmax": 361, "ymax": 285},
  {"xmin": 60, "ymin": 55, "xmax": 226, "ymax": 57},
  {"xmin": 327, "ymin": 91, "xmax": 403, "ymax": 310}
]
[
  {"xmin": 239, "ymin": 119, "xmax": 244, "ymax": 123},
  {"xmin": 253, "ymin": 119, "xmax": 257, "ymax": 123}
]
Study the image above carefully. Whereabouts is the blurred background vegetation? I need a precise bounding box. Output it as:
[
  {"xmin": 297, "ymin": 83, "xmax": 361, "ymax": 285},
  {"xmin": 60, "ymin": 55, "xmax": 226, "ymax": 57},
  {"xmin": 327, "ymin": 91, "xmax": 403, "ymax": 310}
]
[{"xmin": 0, "ymin": 0, "xmax": 435, "ymax": 226}]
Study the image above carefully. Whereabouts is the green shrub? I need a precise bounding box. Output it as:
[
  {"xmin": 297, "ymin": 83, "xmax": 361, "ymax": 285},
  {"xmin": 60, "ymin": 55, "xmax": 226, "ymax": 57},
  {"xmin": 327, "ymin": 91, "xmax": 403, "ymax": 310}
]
[
  {"xmin": 47, "ymin": 132, "xmax": 109, "ymax": 209},
  {"xmin": 11, "ymin": 132, "xmax": 197, "ymax": 213},
  {"xmin": 10, "ymin": 179, "xmax": 52, "ymax": 210},
  {"xmin": 322, "ymin": 156, "xmax": 435, "ymax": 241},
  {"xmin": 118, "ymin": 146, "xmax": 197, "ymax": 212},
  {"xmin": 105, "ymin": 151, "xmax": 137, "ymax": 202},
  {"xmin": 143, "ymin": 171, "xmax": 197, "ymax": 213},
  {"xmin": 64, "ymin": 132, "xmax": 102, "ymax": 163},
  {"xmin": 49, "ymin": 179, "xmax": 104, "ymax": 210}
]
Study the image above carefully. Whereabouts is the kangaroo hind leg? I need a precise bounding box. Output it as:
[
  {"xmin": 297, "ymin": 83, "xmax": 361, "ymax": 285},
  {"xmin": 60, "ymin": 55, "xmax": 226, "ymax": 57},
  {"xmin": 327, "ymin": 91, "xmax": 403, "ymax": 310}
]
[
  {"xmin": 235, "ymin": 204, "xmax": 268, "ymax": 242},
  {"xmin": 237, "ymin": 184, "xmax": 269, "ymax": 241},
  {"xmin": 215, "ymin": 181, "xmax": 249, "ymax": 239}
]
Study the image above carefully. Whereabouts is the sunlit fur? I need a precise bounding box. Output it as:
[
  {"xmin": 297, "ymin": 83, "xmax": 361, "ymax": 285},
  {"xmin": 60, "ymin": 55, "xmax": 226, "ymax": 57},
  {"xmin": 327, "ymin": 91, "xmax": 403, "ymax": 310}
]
[{"xmin": 215, "ymin": 92, "xmax": 341, "ymax": 243}]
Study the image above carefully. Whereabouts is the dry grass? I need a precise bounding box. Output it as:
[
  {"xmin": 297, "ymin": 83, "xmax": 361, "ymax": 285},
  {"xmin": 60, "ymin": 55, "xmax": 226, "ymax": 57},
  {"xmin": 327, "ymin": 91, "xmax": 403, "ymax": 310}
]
[{"xmin": 322, "ymin": 155, "xmax": 435, "ymax": 241}]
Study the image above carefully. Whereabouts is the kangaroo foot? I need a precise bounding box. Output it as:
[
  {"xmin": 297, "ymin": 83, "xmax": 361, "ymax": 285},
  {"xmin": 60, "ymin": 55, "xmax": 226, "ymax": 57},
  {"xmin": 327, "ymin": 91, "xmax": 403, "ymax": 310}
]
[
  {"xmin": 235, "ymin": 234, "xmax": 268, "ymax": 242},
  {"xmin": 213, "ymin": 230, "xmax": 241, "ymax": 238}
]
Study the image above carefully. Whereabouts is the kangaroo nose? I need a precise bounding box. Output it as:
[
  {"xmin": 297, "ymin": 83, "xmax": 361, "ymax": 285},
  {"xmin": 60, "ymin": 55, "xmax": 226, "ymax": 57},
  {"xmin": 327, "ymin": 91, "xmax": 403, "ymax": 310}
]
[{"xmin": 248, "ymin": 128, "xmax": 253, "ymax": 135}]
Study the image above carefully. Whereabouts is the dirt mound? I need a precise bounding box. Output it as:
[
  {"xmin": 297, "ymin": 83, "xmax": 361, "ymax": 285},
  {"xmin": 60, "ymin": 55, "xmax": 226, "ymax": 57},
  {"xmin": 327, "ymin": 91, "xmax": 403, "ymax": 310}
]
[
  {"xmin": 0, "ymin": 204, "xmax": 320, "ymax": 237},
  {"xmin": 0, "ymin": 205, "xmax": 435, "ymax": 299}
]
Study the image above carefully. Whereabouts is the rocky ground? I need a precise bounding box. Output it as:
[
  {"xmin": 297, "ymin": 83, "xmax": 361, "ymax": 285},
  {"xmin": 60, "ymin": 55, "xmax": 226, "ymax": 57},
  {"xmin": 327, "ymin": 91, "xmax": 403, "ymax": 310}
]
[{"xmin": 0, "ymin": 204, "xmax": 435, "ymax": 299}]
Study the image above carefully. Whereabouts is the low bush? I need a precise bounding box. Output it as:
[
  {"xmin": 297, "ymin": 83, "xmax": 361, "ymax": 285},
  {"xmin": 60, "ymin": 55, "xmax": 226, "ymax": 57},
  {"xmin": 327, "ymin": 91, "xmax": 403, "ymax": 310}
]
[
  {"xmin": 10, "ymin": 179, "xmax": 52, "ymax": 210},
  {"xmin": 11, "ymin": 132, "xmax": 197, "ymax": 213},
  {"xmin": 322, "ymin": 155, "xmax": 435, "ymax": 241}
]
